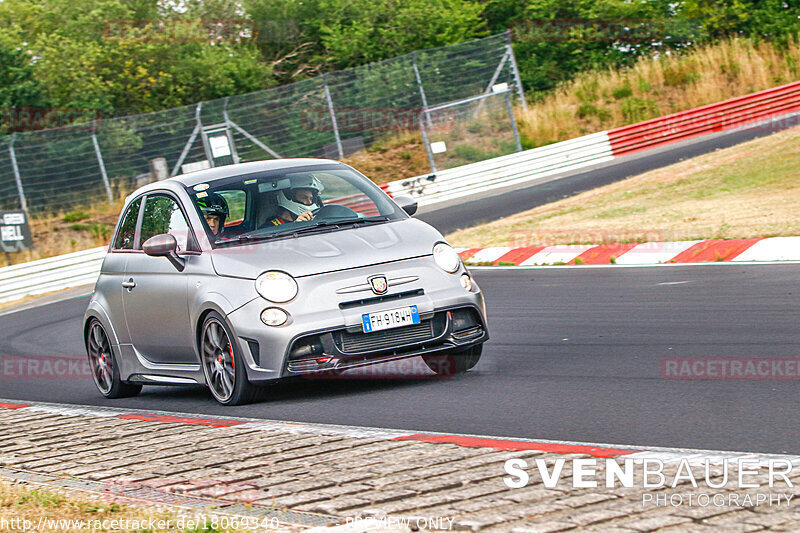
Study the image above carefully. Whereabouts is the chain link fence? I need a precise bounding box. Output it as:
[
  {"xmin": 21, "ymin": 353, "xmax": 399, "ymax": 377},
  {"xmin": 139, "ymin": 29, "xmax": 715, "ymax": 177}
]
[
  {"xmin": 420, "ymin": 90, "xmax": 522, "ymax": 173},
  {"xmin": 0, "ymin": 32, "xmax": 525, "ymax": 214}
]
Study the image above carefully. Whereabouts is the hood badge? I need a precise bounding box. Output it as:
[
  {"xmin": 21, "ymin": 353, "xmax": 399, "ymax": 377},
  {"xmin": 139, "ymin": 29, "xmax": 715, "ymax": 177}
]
[{"xmin": 369, "ymin": 275, "xmax": 388, "ymax": 295}]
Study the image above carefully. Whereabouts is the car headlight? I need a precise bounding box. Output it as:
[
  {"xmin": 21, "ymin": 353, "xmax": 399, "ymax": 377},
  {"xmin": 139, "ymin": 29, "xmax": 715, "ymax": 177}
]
[
  {"xmin": 433, "ymin": 243, "xmax": 461, "ymax": 273},
  {"xmin": 255, "ymin": 271, "xmax": 298, "ymax": 303}
]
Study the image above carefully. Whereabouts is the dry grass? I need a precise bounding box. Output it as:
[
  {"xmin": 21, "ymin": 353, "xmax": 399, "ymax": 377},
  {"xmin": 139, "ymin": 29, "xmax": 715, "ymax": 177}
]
[
  {"xmin": 0, "ymin": 478, "xmax": 259, "ymax": 532},
  {"xmin": 518, "ymin": 38, "xmax": 800, "ymax": 146},
  {"xmin": 342, "ymin": 132, "xmax": 431, "ymax": 184},
  {"xmin": 0, "ymin": 200, "xmax": 125, "ymax": 268},
  {"xmin": 446, "ymin": 124, "xmax": 800, "ymax": 248},
  {"xmin": 0, "ymin": 479, "xmax": 178, "ymax": 532}
]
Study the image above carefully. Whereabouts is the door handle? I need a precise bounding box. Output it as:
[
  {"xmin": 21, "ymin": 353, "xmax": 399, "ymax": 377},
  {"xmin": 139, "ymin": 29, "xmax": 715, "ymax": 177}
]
[{"xmin": 122, "ymin": 279, "xmax": 136, "ymax": 290}]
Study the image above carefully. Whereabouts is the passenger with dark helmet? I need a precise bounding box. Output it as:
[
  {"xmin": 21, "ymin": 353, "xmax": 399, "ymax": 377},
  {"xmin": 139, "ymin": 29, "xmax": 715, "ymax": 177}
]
[
  {"xmin": 267, "ymin": 175, "xmax": 324, "ymax": 226},
  {"xmin": 197, "ymin": 192, "xmax": 228, "ymax": 236}
]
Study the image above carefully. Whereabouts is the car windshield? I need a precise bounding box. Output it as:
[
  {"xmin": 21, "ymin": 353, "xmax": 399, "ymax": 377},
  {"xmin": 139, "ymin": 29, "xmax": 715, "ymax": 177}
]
[{"xmin": 186, "ymin": 164, "xmax": 404, "ymax": 247}]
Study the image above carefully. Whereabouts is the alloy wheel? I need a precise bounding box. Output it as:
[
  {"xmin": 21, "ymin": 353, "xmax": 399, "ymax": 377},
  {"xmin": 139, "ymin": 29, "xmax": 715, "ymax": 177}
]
[
  {"xmin": 202, "ymin": 318, "xmax": 237, "ymax": 402},
  {"xmin": 87, "ymin": 322, "xmax": 114, "ymax": 394}
]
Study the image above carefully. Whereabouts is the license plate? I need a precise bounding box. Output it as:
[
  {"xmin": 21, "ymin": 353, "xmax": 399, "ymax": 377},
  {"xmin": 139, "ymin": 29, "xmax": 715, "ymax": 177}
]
[{"xmin": 362, "ymin": 305, "xmax": 420, "ymax": 333}]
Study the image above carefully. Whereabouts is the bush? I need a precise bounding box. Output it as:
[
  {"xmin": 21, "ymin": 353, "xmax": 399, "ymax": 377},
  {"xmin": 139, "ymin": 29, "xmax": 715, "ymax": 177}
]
[
  {"xmin": 452, "ymin": 144, "xmax": 484, "ymax": 162},
  {"xmin": 466, "ymin": 121, "xmax": 487, "ymax": 134},
  {"xmin": 63, "ymin": 210, "xmax": 90, "ymax": 223},
  {"xmin": 70, "ymin": 223, "xmax": 113, "ymax": 240},
  {"xmin": 612, "ymin": 84, "xmax": 633, "ymax": 99},
  {"xmin": 621, "ymin": 97, "xmax": 659, "ymax": 123},
  {"xmin": 576, "ymin": 103, "xmax": 611, "ymax": 121},
  {"xmin": 663, "ymin": 64, "xmax": 702, "ymax": 87}
]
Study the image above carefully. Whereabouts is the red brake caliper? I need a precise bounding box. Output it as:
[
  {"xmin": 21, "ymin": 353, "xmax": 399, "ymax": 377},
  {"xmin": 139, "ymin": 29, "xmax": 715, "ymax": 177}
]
[{"xmin": 228, "ymin": 344, "xmax": 235, "ymax": 370}]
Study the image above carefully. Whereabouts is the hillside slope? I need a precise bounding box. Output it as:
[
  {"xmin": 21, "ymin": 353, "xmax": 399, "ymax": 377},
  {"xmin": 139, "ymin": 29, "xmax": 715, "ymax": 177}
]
[{"xmin": 446, "ymin": 125, "xmax": 800, "ymax": 248}]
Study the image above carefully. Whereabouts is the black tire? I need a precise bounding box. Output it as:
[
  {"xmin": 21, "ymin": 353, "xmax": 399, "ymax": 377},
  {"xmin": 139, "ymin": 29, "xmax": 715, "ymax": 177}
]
[
  {"xmin": 422, "ymin": 344, "xmax": 483, "ymax": 376},
  {"xmin": 85, "ymin": 319, "xmax": 142, "ymax": 399},
  {"xmin": 200, "ymin": 311, "xmax": 258, "ymax": 405}
]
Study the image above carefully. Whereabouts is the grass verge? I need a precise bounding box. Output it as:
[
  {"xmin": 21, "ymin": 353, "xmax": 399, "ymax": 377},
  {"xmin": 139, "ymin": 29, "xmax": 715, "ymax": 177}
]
[
  {"xmin": 0, "ymin": 479, "xmax": 208, "ymax": 532},
  {"xmin": 446, "ymin": 125, "xmax": 800, "ymax": 249}
]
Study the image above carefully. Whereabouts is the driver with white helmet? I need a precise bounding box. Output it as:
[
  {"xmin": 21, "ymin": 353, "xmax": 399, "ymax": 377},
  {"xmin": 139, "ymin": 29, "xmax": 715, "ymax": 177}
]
[{"xmin": 266, "ymin": 175, "xmax": 324, "ymax": 226}]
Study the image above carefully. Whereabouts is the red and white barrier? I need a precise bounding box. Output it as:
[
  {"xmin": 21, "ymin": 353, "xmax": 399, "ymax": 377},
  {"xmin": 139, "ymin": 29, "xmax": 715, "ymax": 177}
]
[
  {"xmin": 608, "ymin": 80, "xmax": 800, "ymax": 156},
  {"xmin": 458, "ymin": 237, "xmax": 800, "ymax": 266}
]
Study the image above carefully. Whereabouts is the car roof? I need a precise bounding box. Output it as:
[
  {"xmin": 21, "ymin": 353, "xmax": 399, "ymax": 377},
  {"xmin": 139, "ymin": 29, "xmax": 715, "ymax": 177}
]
[{"xmin": 168, "ymin": 159, "xmax": 344, "ymax": 188}]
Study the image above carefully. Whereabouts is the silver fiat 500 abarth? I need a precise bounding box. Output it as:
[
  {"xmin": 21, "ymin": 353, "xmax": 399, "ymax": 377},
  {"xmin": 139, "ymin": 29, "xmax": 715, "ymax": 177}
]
[{"xmin": 84, "ymin": 159, "xmax": 488, "ymax": 405}]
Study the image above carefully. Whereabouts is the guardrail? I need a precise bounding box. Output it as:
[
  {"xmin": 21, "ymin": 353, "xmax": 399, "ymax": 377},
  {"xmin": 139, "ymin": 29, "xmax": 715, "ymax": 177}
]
[
  {"xmin": 385, "ymin": 132, "xmax": 614, "ymax": 206},
  {"xmin": 0, "ymin": 247, "xmax": 105, "ymax": 304}
]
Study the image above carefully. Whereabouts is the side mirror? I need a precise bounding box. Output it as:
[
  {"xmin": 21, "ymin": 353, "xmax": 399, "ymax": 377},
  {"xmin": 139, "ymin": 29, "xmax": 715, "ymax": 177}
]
[
  {"xmin": 142, "ymin": 233, "xmax": 185, "ymax": 271},
  {"xmin": 394, "ymin": 195, "xmax": 418, "ymax": 216}
]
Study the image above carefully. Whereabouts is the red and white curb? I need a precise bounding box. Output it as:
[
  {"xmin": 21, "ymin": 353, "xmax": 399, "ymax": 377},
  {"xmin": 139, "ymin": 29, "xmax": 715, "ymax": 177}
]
[
  {"xmin": 457, "ymin": 236, "xmax": 800, "ymax": 266},
  {"xmin": 2, "ymin": 399, "xmax": 799, "ymax": 468}
]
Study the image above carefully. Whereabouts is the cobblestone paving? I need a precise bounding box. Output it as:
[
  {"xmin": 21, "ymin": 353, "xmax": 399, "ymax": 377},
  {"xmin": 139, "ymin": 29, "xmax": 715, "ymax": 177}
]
[{"xmin": 1, "ymin": 407, "xmax": 799, "ymax": 532}]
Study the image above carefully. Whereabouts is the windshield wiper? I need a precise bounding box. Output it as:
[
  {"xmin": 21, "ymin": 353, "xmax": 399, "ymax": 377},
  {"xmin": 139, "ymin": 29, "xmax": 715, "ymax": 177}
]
[
  {"xmin": 284, "ymin": 217, "xmax": 391, "ymax": 236},
  {"xmin": 340, "ymin": 216, "xmax": 392, "ymax": 226},
  {"xmin": 283, "ymin": 220, "xmax": 342, "ymax": 237},
  {"xmin": 215, "ymin": 232, "xmax": 285, "ymax": 245}
]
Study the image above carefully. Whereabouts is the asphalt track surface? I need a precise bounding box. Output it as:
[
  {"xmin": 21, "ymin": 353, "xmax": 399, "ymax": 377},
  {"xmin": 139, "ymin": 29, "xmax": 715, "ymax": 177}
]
[
  {"xmin": 418, "ymin": 116, "xmax": 800, "ymax": 234},
  {"xmin": 2, "ymin": 264, "xmax": 799, "ymax": 455}
]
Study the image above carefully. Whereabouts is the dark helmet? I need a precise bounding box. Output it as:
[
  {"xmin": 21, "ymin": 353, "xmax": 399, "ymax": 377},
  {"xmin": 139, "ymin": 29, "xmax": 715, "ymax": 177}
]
[{"xmin": 197, "ymin": 192, "xmax": 229, "ymax": 226}]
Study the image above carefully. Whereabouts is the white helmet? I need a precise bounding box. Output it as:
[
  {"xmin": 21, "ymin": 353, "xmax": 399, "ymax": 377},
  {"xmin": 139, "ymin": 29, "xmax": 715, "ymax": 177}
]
[{"xmin": 276, "ymin": 175, "xmax": 324, "ymax": 217}]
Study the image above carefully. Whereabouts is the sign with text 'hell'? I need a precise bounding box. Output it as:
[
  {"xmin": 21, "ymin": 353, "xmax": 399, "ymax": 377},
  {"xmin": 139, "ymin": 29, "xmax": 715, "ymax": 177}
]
[{"xmin": 0, "ymin": 210, "xmax": 33, "ymax": 252}]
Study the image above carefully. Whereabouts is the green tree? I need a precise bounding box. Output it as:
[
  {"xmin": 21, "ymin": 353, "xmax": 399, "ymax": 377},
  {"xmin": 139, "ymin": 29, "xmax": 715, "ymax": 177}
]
[
  {"xmin": 682, "ymin": 0, "xmax": 800, "ymax": 42},
  {"xmin": 245, "ymin": 0, "xmax": 486, "ymax": 82},
  {"xmin": 510, "ymin": 0, "xmax": 699, "ymax": 94},
  {"xmin": 0, "ymin": 0, "xmax": 273, "ymax": 118},
  {"xmin": 0, "ymin": 44, "xmax": 51, "ymax": 114}
]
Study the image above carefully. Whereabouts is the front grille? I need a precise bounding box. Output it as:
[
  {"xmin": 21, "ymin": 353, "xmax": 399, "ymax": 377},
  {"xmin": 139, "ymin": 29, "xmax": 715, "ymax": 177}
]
[{"xmin": 336, "ymin": 321, "xmax": 434, "ymax": 354}]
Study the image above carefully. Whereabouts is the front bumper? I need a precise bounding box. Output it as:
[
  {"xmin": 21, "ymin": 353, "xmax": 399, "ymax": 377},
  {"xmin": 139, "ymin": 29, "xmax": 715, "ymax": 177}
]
[
  {"xmin": 224, "ymin": 256, "xmax": 488, "ymax": 383},
  {"xmin": 284, "ymin": 305, "xmax": 487, "ymax": 375}
]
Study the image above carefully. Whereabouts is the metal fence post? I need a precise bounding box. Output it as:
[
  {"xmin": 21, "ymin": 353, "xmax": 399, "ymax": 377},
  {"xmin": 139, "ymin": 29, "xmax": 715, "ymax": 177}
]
[
  {"xmin": 505, "ymin": 91, "xmax": 523, "ymax": 152},
  {"xmin": 505, "ymin": 30, "xmax": 527, "ymax": 111},
  {"xmin": 419, "ymin": 113, "xmax": 436, "ymax": 174},
  {"xmin": 324, "ymin": 74, "xmax": 344, "ymax": 159},
  {"xmin": 172, "ymin": 102, "xmax": 203, "ymax": 176},
  {"xmin": 412, "ymin": 52, "xmax": 433, "ymax": 128},
  {"xmin": 91, "ymin": 122, "xmax": 113, "ymax": 203},
  {"xmin": 8, "ymin": 133, "xmax": 28, "ymax": 213}
]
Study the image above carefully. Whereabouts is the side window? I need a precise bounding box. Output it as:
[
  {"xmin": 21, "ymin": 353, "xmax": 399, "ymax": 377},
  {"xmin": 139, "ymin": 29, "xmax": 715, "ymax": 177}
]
[
  {"xmin": 140, "ymin": 195, "xmax": 193, "ymax": 252},
  {"xmin": 113, "ymin": 197, "xmax": 142, "ymax": 250},
  {"xmin": 218, "ymin": 190, "xmax": 246, "ymax": 226}
]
